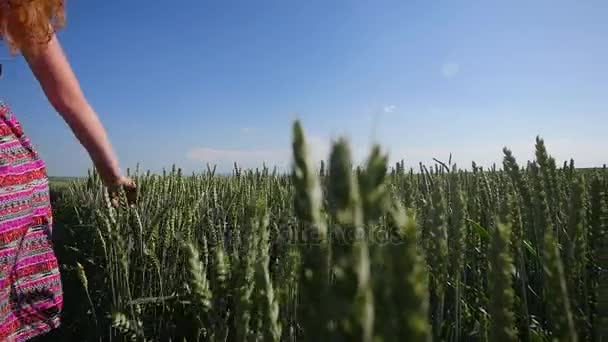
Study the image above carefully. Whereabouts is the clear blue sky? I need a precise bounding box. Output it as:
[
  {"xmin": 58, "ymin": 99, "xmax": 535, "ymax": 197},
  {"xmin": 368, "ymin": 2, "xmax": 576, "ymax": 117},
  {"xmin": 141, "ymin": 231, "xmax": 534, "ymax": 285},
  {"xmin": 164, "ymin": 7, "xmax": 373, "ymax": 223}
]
[{"xmin": 0, "ymin": 0, "xmax": 606, "ymax": 176}]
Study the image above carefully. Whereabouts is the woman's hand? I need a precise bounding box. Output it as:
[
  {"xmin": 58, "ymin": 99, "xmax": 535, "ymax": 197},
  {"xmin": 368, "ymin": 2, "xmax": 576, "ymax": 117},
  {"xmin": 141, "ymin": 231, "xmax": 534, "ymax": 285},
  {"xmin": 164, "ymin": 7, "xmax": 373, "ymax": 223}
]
[{"xmin": 106, "ymin": 175, "xmax": 137, "ymax": 208}]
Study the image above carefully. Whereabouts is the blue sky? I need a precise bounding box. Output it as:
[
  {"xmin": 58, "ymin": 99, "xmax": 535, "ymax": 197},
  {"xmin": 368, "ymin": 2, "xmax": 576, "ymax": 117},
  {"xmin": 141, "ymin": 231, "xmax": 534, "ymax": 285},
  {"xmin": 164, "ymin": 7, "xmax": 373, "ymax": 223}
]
[{"xmin": 0, "ymin": 0, "xmax": 606, "ymax": 176}]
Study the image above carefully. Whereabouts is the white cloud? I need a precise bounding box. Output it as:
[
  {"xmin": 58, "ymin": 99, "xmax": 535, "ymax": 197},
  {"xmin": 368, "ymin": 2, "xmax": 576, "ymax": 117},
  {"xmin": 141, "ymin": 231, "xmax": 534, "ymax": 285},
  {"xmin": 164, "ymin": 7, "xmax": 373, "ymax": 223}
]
[
  {"xmin": 185, "ymin": 134, "xmax": 335, "ymax": 170},
  {"xmin": 441, "ymin": 62, "xmax": 460, "ymax": 78},
  {"xmin": 382, "ymin": 105, "xmax": 396, "ymax": 113},
  {"xmin": 185, "ymin": 134, "xmax": 376, "ymax": 172},
  {"xmin": 240, "ymin": 127, "xmax": 255, "ymax": 133},
  {"xmin": 186, "ymin": 147, "xmax": 289, "ymax": 168},
  {"xmin": 185, "ymin": 140, "xmax": 604, "ymax": 174}
]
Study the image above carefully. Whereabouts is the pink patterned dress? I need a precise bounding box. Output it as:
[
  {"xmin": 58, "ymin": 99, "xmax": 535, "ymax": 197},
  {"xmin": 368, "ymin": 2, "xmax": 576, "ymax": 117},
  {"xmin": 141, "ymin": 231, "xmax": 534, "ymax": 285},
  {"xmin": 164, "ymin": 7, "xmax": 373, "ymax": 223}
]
[{"xmin": 0, "ymin": 101, "xmax": 63, "ymax": 341}]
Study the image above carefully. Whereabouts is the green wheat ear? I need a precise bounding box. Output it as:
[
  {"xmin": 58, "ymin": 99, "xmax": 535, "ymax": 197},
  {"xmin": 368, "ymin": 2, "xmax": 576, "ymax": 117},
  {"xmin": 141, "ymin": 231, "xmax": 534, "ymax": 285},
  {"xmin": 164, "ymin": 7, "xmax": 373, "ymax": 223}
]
[
  {"xmin": 111, "ymin": 311, "xmax": 141, "ymax": 342},
  {"xmin": 488, "ymin": 220, "xmax": 517, "ymax": 342},
  {"xmin": 292, "ymin": 120, "xmax": 326, "ymax": 236},
  {"xmin": 253, "ymin": 202, "xmax": 282, "ymax": 341},
  {"xmin": 181, "ymin": 240, "xmax": 213, "ymax": 340},
  {"xmin": 233, "ymin": 200, "xmax": 261, "ymax": 342},
  {"xmin": 292, "ymin": 120, "xmax": 330, "ymax": 340},
  {"xmin": 182, "ymin": 241, "xmax": 213, "ymax": 310},
  {"xmin": 357, "ymin": 144, "xmax": 390, "ymax": 225},
  {"xmin": 75, "ymin": 261, "xmax": 88, "ymax": 291},
  {"xmin": 390, "ymin": 205, "xmax": 431, "ymax": 341},
  {"xmin": 428, "ymin": 183, "xmax": 449, "ymax": 340},
  {"xmin": 448, "ymin": 176, "xmax": 466, "ymax": 341},
  {"xmin": 542, "ymin": 228, "xmax": 578, "ymax": 342},
  {"xmin": 326, "ymin": 137, "xmax": 375, "ymax": 342},
  {"xmin": 327, "ymin": 136, "xmax": 358, "ymax": 225},
  {"xmin": 565, "ymin": 174, "xmax": 588, "ymax": 337},
  {"xmin": 75, "ymin": 261, "xmax": 98, "ymax": 326}
]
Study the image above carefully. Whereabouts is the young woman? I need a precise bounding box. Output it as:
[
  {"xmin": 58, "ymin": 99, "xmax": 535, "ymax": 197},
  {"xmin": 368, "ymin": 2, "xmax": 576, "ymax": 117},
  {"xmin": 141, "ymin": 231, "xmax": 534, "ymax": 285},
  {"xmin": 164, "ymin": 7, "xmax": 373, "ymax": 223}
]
[{"xmin": 0, "ymin": 1, "xmax": 136, "ymax": 340}]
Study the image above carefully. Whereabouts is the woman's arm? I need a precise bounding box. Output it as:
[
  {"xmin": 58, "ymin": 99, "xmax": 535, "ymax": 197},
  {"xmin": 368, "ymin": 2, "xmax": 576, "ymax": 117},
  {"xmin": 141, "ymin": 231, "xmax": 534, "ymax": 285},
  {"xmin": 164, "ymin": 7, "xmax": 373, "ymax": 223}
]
[{"xmin": 22, "ymin": 33, "xmax": 122, "ymax": 186}]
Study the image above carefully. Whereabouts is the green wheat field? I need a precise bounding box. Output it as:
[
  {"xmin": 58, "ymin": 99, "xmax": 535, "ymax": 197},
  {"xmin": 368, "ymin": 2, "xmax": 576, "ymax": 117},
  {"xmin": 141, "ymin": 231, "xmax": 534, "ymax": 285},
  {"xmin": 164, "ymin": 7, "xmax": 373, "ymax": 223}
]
[{"xmin": 47, "ymin": 121, "xmax": 607, "ymax": 342}]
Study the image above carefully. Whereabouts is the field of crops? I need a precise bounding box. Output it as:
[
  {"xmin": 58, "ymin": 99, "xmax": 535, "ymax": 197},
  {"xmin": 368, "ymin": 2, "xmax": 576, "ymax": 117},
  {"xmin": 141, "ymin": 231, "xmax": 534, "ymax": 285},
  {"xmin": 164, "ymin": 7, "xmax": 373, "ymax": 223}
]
[{"xmin": 48, "ymin": 121, "xmax": 607, "ymax": 342}]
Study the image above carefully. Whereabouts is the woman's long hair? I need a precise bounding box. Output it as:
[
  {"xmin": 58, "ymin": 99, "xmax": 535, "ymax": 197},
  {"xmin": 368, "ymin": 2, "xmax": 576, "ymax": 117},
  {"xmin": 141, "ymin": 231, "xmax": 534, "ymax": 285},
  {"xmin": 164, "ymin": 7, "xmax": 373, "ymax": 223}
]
[{"xmin": 0, "ymin": 0, "xmax": 65, "ymax": 55}]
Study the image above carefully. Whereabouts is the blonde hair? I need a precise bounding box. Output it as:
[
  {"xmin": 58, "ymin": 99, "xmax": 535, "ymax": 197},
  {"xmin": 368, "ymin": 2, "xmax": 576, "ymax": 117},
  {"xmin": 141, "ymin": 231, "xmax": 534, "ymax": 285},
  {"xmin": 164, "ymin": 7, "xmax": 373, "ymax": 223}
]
[{"xmin": 0, "ymin": 0, "xmax": 65, "ymax": 55}]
